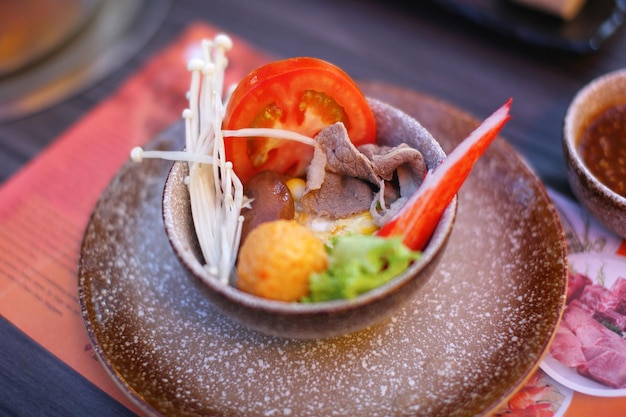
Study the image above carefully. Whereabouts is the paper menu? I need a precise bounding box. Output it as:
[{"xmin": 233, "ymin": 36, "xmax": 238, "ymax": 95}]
[{"xmin": 0, "ymin": 22, "xmax": 269, "ymax": 414}]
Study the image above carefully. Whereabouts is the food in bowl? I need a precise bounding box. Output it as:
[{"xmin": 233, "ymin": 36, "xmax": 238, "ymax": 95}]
[
  {"xmin": 159, "ymin": 98, "xmax": 460, "ymax": 339},
  {"xmin": 132, "ymin": 34, "xmax": 510, "ymax": 306},
  {"xmin": 563, "ymin": 68, "xmax": 626, "ymax": 239},
  {"xmin": 577, "ymin": 103, "xmax": 626, "ymax": 198}
]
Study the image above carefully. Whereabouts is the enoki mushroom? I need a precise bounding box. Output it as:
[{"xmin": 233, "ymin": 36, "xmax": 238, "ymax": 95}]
[{"xmin": 132, "ymin": 34, "xmax": 313, "ymax": 285}]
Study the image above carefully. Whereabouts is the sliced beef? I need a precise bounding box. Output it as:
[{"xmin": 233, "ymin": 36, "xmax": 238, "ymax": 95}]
[
  {"xmin": 559, "ymin": 300, "xmax": 626, "ymax": 389},
  {"xmin": 610, "ymin": 277, "xmax": 626, "ymax": 315},
  {"xmin": 552, "ymin": 271, "xmax": 626, "ymax": 389},
  {"xmin": 314, "ymin": 122, "xmax": 379, "ymax": 185},
  {"xmin": 306, "ymin": 122, "xmax": 426, "ymax": 220},
  {"xmin": 579, "ymin": 284, "xmax": 618, "ymax": 313},
  {"xmin": 358, "ymin": 143, "xmax": 420, "ymax": 180},
  {"xmin": 567, "ymin": 272, "xmax": 592, "ymax": 304},
  {"xmin": 300, "ymin": 172, "xmax": 373, "ymax": 218},
  {"xmin": 563, "ymin": 300, "xmax": 605, "ymax": 345},
  {"xmin": 358, "ymin": 143, "xmax": 426, "ymax": 197},
  {"xmin": 549, "ymin": 325, "xmax": 585, "ymax": 368},
  {"xmin": 579, "ymin": 343, "xmax": 626, "ymax": 388},
  {"xmin": 594, "ymin": 310, "xmax": 626, "ymax": 333}
]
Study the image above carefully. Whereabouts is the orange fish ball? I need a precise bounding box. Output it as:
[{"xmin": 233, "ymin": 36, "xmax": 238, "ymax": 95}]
[{"xmin": 236, "ymin": 220, "xmax": 328, "ymax": 301}]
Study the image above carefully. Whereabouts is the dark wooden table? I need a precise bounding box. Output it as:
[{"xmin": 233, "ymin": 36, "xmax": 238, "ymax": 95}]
[{"xmin": 1, "ymin": 0, "xmax": 625, "ymax": 415}]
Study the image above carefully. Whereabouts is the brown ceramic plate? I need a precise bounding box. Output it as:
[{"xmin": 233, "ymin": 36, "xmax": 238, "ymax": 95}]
[{"xmin": 79, "ymin": 83, "xmax": 567, "ymax": 417}]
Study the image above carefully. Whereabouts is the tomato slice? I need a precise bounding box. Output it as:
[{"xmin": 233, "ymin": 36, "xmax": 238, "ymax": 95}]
[{"xmin": 222, "ymin": 57, "xmax": 376, "ymax": 184}]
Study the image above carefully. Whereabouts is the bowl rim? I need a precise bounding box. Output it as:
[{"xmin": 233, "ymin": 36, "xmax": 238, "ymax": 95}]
[
  {"xmin": 163, "ymin": 98, "xmax": 458, "ymax": 314},
  {"xmin": 563, "ymin": 68, "xmax": 626, "ymax": 205}
]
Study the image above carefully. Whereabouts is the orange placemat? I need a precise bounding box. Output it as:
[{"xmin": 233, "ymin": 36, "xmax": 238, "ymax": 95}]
[{"xmin": 0, "ymin": 22, "xmax": 270, "ymax": 414}]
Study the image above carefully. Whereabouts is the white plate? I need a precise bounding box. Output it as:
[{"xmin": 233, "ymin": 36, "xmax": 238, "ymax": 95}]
[{"xmin": 540, "ymin": 252, "xmax": 626, "ymax": 397}]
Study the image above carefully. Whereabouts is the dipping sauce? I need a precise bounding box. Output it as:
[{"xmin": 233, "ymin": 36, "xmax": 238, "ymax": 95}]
[{"xmin": 578, "ymin": 104, "xmax": 626, "ymax": 198}]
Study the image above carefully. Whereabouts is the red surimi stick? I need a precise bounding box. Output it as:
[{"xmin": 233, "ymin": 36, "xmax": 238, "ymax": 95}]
[{"xmin": 377, "ymin": 99, "xmax": 512, "ymax": 250}]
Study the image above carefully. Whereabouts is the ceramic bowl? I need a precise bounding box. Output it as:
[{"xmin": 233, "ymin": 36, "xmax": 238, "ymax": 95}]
[
  {"xmin": 563, "ymin": 69, "xmax": 626, "ymax": 239},
  {"xmin": 162, "ymin": 98, "xmax": 457, "ymax": 339},
  {"xmin": 0, "ymin": 0, "xmax": 102, "ymax": 76}
]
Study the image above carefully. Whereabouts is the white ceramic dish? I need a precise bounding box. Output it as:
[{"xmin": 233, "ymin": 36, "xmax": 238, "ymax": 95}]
[{"xmin": 541, "ymin": 252, "xmax": 626, "ymax": 397}]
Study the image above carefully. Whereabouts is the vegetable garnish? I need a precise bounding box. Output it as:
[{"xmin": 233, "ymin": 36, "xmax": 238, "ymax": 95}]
[
  {"xmin": 304, "ymin": 234, "xmax": 420, "ymax": 302},
  {"xmin": 222, "ymin": 57, "xmax": 377, "ymax": 184},
  {"xmin": 131, "ymin": 34, "xmax": 312, "ymax": 284},
  {"xmin": 376, "ymin": 99, "xmax": 512, "ymax": 251},
  {"xmin": 178, "ymin": 35, "xmax": 242, "ymax": 284}
]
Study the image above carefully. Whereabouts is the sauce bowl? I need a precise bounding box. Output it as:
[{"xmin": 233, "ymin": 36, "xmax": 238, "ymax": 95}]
[
  {"xmin": 162, "ymin": 99, "xmax": 457, "ymax": 339},
  {"xmin": 563, "ymin": 69, "xmax": 626, "ymax": 239}
]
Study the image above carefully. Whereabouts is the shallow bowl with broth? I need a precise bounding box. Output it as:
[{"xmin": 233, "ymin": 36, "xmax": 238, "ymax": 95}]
[
  {"xmin": 162, "ymin": 99, "xmax": 457, "ymax": 339},
  {"xmin": 563, "ymin": 69, "xmax": 626, "ymax": 239}
]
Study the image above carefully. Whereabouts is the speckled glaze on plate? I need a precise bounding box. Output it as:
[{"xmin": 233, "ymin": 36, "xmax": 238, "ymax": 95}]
[{"xmin": 78, "ymin": 83, "xmax": 568, "ymax": 417}]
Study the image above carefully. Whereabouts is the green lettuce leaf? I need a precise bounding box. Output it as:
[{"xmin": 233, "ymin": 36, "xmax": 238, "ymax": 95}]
[{"xmin": 303, "ymin": 234, "xmax": 421, "ymax": 302}]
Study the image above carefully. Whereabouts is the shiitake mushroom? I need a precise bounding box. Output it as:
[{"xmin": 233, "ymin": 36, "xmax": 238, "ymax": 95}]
[{"xmin": 239, "ymin": 170, "xmax": 295, "ymax": 244}]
